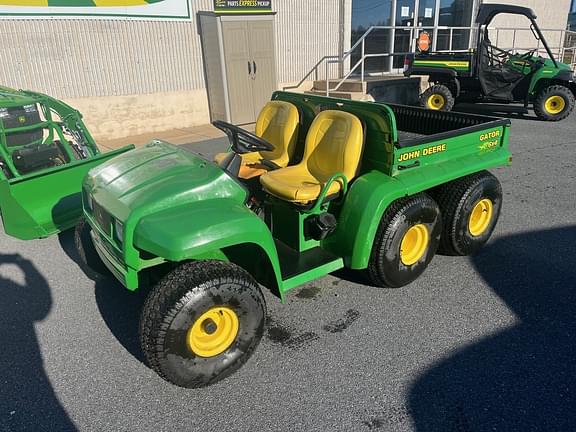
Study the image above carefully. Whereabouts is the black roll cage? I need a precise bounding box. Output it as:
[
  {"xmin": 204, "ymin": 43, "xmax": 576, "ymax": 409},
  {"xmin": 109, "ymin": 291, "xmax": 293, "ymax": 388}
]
[{"xmin": 476, "ymin": 4, "xmax": 558, "ymax": 68}]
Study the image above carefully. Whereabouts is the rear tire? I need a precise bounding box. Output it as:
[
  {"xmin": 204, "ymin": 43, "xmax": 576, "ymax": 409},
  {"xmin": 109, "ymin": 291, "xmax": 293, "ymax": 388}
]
[
  {"xmin": 534, "ymin": 85, "xmax": 575, "ymax": 121},
  {"xmin": 420, "ymin": 84, "xmax": 455, "ymax": 112},
  {"xmin": 74, "ymin": 219, "xmax": 111, "ymax": 279},
  {"xmin": 435, "ymin": 171, "xmax": 502, "ymax": 256},
  {"xmin": 367, "ymin": 194, "xmax": 442, "ymax": 288},
  {"xmin": 140, "ymin": 260, "xmax": 266, "ymax": 388}
]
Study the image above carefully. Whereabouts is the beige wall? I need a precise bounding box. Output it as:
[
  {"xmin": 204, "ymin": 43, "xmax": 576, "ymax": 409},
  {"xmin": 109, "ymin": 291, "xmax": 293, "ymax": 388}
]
[
  {"xmin": 68, "ymin": 81, "xmax": 314, "ymax": 142},
  {"xmin": 482, "ymin": 0, "xmax": 571, "ymax": 52},
  {"xmin": 0, "ymin": 1, "xmax": 343, "ymax": 140},
  {"xmin": 65, "ymin": 89, "xmax": 211, "ymax": 141}
]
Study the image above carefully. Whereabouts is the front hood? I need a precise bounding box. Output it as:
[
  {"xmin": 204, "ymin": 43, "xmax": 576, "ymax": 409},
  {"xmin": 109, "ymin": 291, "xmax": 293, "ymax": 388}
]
[
  {"xmin": 538, "ymin": 57, "xmax": 572, "ymax": 72},
  {"xmin": 85, "ymin": 141, "xmax": 247, "ymax": 221}
]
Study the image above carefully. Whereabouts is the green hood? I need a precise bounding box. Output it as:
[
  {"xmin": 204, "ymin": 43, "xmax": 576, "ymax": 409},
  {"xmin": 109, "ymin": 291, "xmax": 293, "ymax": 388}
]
[
  {"xmin": 540, "ymin": 57, "xmax": 572, "ymax": 71},
  {"xmin": 85, "ymin": 141, "xmax": 247, "ymax": 222}
]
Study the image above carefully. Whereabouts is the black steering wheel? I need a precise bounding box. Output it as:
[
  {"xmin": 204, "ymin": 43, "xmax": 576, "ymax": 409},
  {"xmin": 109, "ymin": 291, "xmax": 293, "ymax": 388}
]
[{"xmin": 212, "ymin": 120, "xmax": 274, "ymax": 154}]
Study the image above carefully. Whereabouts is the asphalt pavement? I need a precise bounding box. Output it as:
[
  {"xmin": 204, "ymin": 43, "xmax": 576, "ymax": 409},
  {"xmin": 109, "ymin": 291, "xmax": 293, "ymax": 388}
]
[{"xmin": 1, "ymin": 108, "xmax": 575, "ymax": 432}]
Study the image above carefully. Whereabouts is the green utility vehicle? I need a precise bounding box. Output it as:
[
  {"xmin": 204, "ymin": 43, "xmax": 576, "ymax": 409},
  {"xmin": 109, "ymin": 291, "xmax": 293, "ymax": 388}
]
[
  {"xmin": 79, "ymin": 91, "xmax": 511, "ymax": 388},
  {"xmin": 0, "ymin": 86, "xmax": 133, "ymax": 240},
  {"xmin": 404, "ymin": 4, "xmax": 576, "ymax": 121}
]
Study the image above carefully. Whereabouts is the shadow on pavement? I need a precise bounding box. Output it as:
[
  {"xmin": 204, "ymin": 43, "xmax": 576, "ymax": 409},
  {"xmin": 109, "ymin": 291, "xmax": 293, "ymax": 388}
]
[
  {"xmin": 0, "ymin": 253, "xmax": 77, "ymax": 432},
  {"xmin": 453, "ymin": 102, "xmax": 540, "ymax": 121},
  {"xmin": 58, "ymin": 230, "xmax": 147, "ymax": 364},
  {"xmin": 408, "ymin": 226, "xmax": 576, "ymax": 431}
]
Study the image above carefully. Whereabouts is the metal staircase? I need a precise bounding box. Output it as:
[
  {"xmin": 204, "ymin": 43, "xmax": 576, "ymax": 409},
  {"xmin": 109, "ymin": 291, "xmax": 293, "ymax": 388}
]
[{"xmin": 285, "ymin": 25, "xmax": 576, "ymax": 101}]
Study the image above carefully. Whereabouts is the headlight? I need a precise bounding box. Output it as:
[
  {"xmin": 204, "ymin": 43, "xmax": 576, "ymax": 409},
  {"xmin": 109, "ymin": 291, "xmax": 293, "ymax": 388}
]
[{"xmin": 114, "ymin": 219, "xmax": 124, "ymax": 244}]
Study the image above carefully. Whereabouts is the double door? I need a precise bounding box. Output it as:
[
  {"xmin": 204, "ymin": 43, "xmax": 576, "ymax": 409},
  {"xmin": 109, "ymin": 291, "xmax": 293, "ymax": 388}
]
[
  {"xmin": 222, "ymin": 18, "xmax": 277, "ymax": 124},
  {"xmin": 393, "ymin": 0, "xmax": 439, "ymax": 68}
]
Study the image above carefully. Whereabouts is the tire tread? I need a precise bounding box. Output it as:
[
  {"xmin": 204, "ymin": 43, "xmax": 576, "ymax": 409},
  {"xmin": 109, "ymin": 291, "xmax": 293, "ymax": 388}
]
[
  {"xmin": 420, "ymin": 84, "xmax": 456, "ymax": 111},
  {"xmin": 534, "ymin": 85, "xmax": 575, "ymax": 121},
  {"xmin": 367, "ymin": 193, "xmax": 439, "ymax": 287},
  {"xmin": 139, "ymin": 260, "xmax": 262, "ymax": 387},
  {"xmin": 435, "ymin": 171, "xmax": 499, "ymax": 256}
]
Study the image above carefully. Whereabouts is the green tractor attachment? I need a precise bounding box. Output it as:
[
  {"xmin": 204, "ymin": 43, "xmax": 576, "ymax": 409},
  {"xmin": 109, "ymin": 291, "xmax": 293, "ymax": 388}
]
[
  {"xmin": 0, "ymin": 86, "xmax": 133, "ymax": 240},
  {"xmin": 405, "ymin": 4, "xmax": 576, "ymax": 121},
  {"xmin": 78, "ymin": 91, "xmax": 511, "ymax": 388}
]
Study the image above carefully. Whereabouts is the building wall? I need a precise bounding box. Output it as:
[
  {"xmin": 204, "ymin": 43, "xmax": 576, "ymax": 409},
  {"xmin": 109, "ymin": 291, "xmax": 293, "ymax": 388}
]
[
  {"xmin": 0, "ymin": 0, "xmax": 343, "ymax": 140},
  {"xmin": 482, "ymin": 0, "xmax": 571, "ymax": 53}
]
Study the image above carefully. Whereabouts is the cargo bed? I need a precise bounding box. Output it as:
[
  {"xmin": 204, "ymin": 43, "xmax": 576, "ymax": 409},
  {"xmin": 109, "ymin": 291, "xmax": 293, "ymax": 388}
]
[{"xmin": 387, "ymin": 104, "xmax": 510, "ymax": 148}]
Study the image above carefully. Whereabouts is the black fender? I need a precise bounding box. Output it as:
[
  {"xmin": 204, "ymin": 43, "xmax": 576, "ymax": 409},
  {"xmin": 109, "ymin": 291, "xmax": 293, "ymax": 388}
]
[
  {"xmin": 411, "ymin": 67, "xmax": 458, "ymax": 78},
  {"xmin": 553, "ymin": 69, "xmax": 575, "ymax": 83},
  {"xmin": 419, "ymin": 70, "xmax": 461, "ymax": 98}
]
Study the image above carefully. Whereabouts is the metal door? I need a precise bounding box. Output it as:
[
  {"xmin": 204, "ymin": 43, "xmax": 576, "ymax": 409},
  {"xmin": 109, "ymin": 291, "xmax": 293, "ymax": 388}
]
[
  {"xmin": 393, "ymin": 0, "xmax": 419, "ymax": 68},
  {"xmin": 417, "ymin": 0, "xmax": 438, "ymax": 49},
  {"xmin": 247, "ymin": 19, "xmax": 277, "ymax": 122},
  {"xmin": 222, "ymin": 21, "xmax": 255, "ymax": 124}
]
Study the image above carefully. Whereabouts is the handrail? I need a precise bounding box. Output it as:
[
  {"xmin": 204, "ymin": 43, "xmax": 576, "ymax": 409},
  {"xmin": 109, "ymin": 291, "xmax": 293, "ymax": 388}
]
[
  {"xmin": 284, "ymin": 25, "xmax": 576, "ymax": 96},
  {"xmin": 285, "ymin": 55, "xmax": 338, "ymax": 93}
]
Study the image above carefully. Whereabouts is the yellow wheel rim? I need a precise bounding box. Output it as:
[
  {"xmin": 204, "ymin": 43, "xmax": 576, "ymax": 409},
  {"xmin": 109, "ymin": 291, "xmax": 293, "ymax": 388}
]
[
  {"xmin": 468, "ymin": 199, "xmax": 494, "ymax": 237},
  {"xmin": 544, "ymin": 95, "xmax": 566, "ymax": 115},
  {"xmin": 427, "ymin": 94, "xmax": 446, "ymax": 110},
  {"xmin": 187, "ymin": 307, "xmax": 239, "ymax": 358},
  {"xmin": 400, "ymin": 224, "xmax": 429, "ymax": 266}
]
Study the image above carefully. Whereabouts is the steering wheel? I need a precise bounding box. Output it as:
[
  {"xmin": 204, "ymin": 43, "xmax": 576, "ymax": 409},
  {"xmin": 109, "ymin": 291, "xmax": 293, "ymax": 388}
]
[{"xmin": 212, "ymin": 120, "xmax": 274, "ymax": 154}]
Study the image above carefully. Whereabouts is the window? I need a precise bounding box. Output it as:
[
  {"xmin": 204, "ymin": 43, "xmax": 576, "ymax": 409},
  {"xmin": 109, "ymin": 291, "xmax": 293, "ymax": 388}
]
[
  {"xmin": 436, "ymin": 0, "xmax": 475, "ymax": 50},
  {"xmin": 351, "ymin": 0, "xmax": 394, "ymax": 73},
  {"xmin": 349, "ymin": 0, "xmax": 477, "ymax": 73}
]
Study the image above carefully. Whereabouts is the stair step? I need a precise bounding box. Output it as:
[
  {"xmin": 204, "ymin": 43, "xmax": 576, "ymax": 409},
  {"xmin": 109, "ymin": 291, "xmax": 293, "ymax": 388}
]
[
  {"xmin": 304, "ymin": 90, "xmax": 374, "ymax": 101},
  {"xmin": 312, "ymin": 80, "xmax": 366, "ymax": 93}
]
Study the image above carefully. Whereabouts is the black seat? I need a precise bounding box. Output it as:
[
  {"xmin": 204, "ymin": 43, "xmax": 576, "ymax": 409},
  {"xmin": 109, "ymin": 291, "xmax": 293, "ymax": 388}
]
[{"xmin": 478, "ymin": 40, "xmax": 525, "ymax": 101}]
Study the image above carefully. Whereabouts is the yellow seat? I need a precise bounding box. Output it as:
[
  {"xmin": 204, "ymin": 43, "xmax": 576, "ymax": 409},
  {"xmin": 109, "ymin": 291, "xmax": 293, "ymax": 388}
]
[
  {"xmin": 214, "ymin": 101, "xmax": 299, "ymax": 179},
  {"xmin": 260, "ymin": 110, "xmax": 364, "ymax": 204}
]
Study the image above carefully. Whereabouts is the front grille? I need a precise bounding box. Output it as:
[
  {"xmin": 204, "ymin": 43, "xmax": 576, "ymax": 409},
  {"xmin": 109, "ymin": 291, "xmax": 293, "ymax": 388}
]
[{"xmin": 92, "ymin": 200, "xmax": 112, "ymax": 236}]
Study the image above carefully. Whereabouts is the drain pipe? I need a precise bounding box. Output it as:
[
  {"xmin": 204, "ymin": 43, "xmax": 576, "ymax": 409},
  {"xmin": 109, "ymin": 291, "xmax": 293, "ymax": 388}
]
[{"xmin": 338, "ymin": 0, "xmax": 345, "ymax": 78}]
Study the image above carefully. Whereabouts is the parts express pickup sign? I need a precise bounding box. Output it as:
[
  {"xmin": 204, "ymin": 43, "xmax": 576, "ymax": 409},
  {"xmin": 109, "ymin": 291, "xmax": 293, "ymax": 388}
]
[{"xmin": 214, "ymin": 0, "xmax": 272, "ymax": 14}]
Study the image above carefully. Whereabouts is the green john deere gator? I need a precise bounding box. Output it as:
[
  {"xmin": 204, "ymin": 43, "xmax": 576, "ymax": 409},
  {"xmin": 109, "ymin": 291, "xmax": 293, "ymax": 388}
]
[
  {"xmin": 404, "ymin": 4, "xmax": 576, "ymax": 121},
  {"xmin": 0, "ymin": 86, "xmax": 132, "ymax": 240},
  {"xmin": 78, "ymin": 91, "xmax": 512, "ymax": 388}
]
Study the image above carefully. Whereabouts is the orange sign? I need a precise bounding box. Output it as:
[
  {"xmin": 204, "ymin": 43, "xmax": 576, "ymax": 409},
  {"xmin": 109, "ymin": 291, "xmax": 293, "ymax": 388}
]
[{"xmin": 418, "ymin": 32, "xmax": 431, "ymax": 52}]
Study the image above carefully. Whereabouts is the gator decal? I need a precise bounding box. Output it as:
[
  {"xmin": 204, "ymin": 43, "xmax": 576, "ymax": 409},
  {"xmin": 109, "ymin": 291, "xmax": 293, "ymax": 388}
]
[
  {"xmin": 413, "ymin": 60, "xmax": 470, "ymax": 71},
  {"xmin": 478, "ymin": 129, "xmax": 501, "ymax": 151}
]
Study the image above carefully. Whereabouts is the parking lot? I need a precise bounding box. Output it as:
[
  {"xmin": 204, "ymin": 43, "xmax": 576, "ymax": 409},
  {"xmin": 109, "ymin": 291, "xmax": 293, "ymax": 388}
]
[{"xmin": 1, "ymin": 109, "xmax": 575, "ymax": 432}]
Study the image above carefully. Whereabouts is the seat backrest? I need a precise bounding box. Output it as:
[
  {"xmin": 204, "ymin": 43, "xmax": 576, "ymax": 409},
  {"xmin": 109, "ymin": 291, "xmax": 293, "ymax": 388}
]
[
  {"xmin": 255, "ymin": 101, "xmax": 299, "ymax": 167},
  {"xmin": 301, "ymin": 110, "xmax": 364, "ymax": 182}
]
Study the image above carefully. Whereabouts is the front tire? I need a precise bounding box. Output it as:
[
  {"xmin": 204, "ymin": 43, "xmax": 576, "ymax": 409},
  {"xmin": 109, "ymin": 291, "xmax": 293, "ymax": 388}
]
[
  {"xmin": 140, "ymin": 260, "xmax": 266, "ymax": 388},
  {"xmin": 534, "ymin": 85, "xmax": 575, "ymax": 121},
  {"xmin": 74, "ymin": 219, "xmax": 111, "ymax": 279},
  {"xmin": 435, "ymin": 171, "xmax": 502, "ymax": 256},
  {"xmin": 367, "ymin": 194, "xmax": 442, "ymax": 288},
  {"xmin": 420, "ymin": 84, "xmax": 455, "ymax": 112}
]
